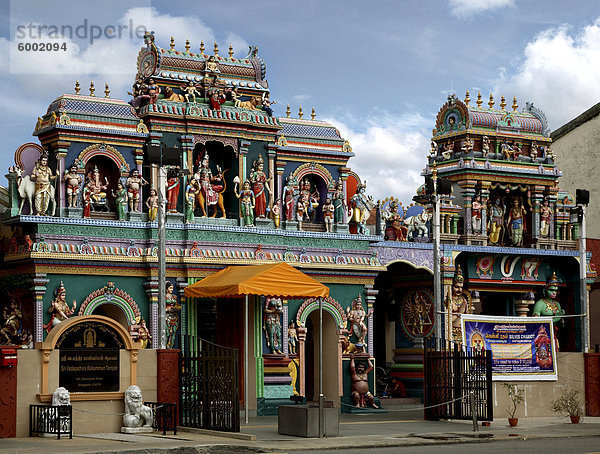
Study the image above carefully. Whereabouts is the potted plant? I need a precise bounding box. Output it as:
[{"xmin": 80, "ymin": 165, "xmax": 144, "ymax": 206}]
[
  {"xmin": 550, "ymin": 388, "xmax": 583, "ymax": 423},
  {"xmin": 503, "ymin": 383, "xmax": 524, "ymax": 427}
]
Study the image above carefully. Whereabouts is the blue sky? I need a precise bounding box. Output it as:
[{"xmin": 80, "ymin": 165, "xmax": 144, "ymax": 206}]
[{"xmin": 2, "ymin": 0, "xmax": 600, "ymax": 203}]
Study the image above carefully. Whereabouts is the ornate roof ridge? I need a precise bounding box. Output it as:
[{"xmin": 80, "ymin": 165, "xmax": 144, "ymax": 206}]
[
  {"xmin": 49, "ymin": 93, "xmax": 130, "ymax": 106},
  {"xmin": 278, "ymin": 117, "xmax": 333, "ymax": 126}
]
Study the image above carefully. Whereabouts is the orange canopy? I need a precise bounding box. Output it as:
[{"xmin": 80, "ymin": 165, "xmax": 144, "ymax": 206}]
[{"xmin": 184, "ymin": 262, "xmax": 329, "ymax": 299}]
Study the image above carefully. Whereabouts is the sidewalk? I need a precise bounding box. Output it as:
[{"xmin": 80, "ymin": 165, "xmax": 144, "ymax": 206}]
[{"xmin": 2, "ymin": 412, "xmax": 600, "ymax": 453}]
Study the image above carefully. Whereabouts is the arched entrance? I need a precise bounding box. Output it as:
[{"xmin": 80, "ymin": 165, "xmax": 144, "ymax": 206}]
[
  {"xmin": 296, "ymin": 297, "xmax": 347, "ymax": 403},
  {"xmin": 92, "ymin": 303, "xmax": 129, "ymax": 328}
]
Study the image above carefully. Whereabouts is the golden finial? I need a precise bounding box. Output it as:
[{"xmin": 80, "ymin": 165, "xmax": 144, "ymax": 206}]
[
  {"xmin": 89, "ymin": 81, "xmax": 95, "ymax": 97},
  {"xmin": 213, "ymin": 42, "xmax": 219, "ymax": 56},
  {"xmin": 199, "ymin": 41, "xmax": 205, "ymax": 55},
  {"xmin": 74, "ymin": 80, "xmax": 80, "ymax": 95},
  {"xmin": 170, "ymin": 36, "xmax": 175, "ymax": 50},
  {"xmin": 311, "ymin": 108, "xmax": 316, "ymax": 120},
  {"xmin": 500, "ymin": 95, "xmax": 506, "ymax": 110},
  {"xmin": 488, "ymin": 93, "xmax": 495, "ymax": 109},
  {"xmin": 286, "ymin": 104, "xmax": 291, "ymax": 118},
  {"xmin": 464, "ymin": 90, "xmax": 470, "ymax": 106},
  {"xmin": 431, "ymin": 160, "xmax": 438, "ymax": 179},
  {"xmin": 104, "ymin": 83, "xmax": 110, "ymax": 98},
  {"xmin": 185, "ymin": 39, "xmax": 190, "ymax": 52},
  {"xmin": 512, "ymin": 96, "xmax": 518, "ymax": 112},
  {"xmin": 476, "ymin": 91, "xmax": 482, "ymax": 107},
  {"xmin": 298, "ymin": 106, "xmax": 303, "ymax": 119},
  {"xmin": 228, "ymin": 44, "xmax": 234, "ymax": 58}
]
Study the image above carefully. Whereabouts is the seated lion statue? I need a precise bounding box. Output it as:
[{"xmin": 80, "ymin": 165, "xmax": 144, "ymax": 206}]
[
  {"xmin": 123, "ymin": 385, "xmax": 153, "ymax": 428},
  {"xmin": 52, "ymin": 387, "xmax": 71, "ymax": 406}
]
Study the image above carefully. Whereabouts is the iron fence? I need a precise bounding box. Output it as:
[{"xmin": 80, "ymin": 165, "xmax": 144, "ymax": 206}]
[
  {"xmin": 180, "ymin": 335, "xmax": 240, "ymax": 432},
  {"xmin": 424, "ymin": 344, "xmax": 493, "ymax": 421},
  {"xmin": 144, "ymin": 401, "xmax": 177, "ymax": 435},
  {"xmin": 29, "ymin": 404, "xmax": 72, "ymax": 439}
]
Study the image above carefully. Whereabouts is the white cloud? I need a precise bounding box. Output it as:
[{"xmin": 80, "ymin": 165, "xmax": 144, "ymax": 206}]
[
  {"xmin": 449, "ymin": 0, "xmax": 514, "ymax": 18},
  {"xmin": 327, "ymin": 114, "xmax": 430, "ymax": 206},
  {"xmin": 492, "ymin": 18, "xmax": 600, "ymax": 129},
  {"xmin": 293, "ymin": 94, "xmax": 311, "ymax": 102}
]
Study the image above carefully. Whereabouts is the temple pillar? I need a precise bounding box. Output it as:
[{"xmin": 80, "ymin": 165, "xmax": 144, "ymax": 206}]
[
  {"xmin": 53, "ymin": 141, "xmax": 70, "ymax": 212},
  {"xmin": 282, "ymin": 301, "xmax": 289, "ymax": 356},
  {"xmin": 32, "ymin": 273, "xmax": 49, "ymax": 343},
  {"xmin": 134, "ymin": 148, "xmax": 144, "ymax": 212},
  {"xmin": 364, "ymin": 286, "xmax": 378, "ymax": 357},
  {"xmin": 144, "ymin": 277, "xmax": 159, "ymax": 349},
  {"xmin": 180, "ymin": 135, "xmax": 194, "ymax": 198},
  {"xmin": 266, "ymin": 144, "xmax": 277, "ymax": 211},
  {"xmin": 480, "ymin": 182, "xmax": 491, "ymax": 240},
  {"xmin": 339, "ymin": 166, "xmax": 350, "ymax": 224},
  {"xmin": 297, "ymin": 326, "xmax": 307, "ymax": 397},
  {"xmin": 176, "ymin": 277, "xmax": 189, "ymax": 341}
]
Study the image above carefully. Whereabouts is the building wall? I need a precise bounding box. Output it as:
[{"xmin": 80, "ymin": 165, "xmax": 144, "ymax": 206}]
[
  {"xmin": 492, "ymin": 352, "xmax": 583, "ymax": 418},
  {"xmin": 16, "ymin": 348, "xmax": 157, "ymax": 437},
  {"xmin": 552, "ymin": 112, "xmax": 600, "ymax": 239}
]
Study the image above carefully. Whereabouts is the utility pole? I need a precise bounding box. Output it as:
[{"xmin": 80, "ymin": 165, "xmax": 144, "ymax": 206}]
[
  {"xmin": 579, "ymin": 204, "xmax": 589, "ymax": 353},
  {"xmin": 157, "ymin": 165, "xmax": 167, "ymax": 349}
]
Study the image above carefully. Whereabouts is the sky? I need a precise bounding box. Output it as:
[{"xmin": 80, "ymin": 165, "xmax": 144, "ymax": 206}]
[{"xmin": 2, "ymin": 0, "xmax": 600, "ymax": 205}]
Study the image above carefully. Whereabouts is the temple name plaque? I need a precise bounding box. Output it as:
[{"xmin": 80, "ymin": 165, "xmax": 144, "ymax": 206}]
[{"xmin": 59, "ymin": 348, "xmax": 120, "ymax": 392}]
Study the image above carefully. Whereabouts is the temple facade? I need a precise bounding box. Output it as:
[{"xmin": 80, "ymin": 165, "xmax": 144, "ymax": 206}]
[{"xmin": 0, "ymin": 33, "xmax": 595, "ymax": 436}]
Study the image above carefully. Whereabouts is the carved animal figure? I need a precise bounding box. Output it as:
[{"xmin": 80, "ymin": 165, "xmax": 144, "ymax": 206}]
[
  {"xmin": 237, "ymin": 97, "xmax": 260, "ymax": 110},
  {"xmin": 405, "ymin": 210, "xmax": 430, "ymax": 238},
  {"xmin": 52, "ymin": 387, "xmax": 71, "ymax": 406},
  {"xmin": 15, "ymin": 167, "xmax": 56, "ymax": 216},
  {"xmin": 123, "ymin": 385, "xmax": 153, "ymax": 428},
  {"xmin": 40, "ymin": 387, "xmax": 71, "ymax": 434}
]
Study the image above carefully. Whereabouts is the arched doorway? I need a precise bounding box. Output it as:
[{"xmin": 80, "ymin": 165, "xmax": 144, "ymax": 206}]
[
  {"xmin": 92, "ymin": 303, "xmax": 129, "ymax": 329},
  {"xmin": 305, "ymin": 310, "xmax": 340, "ymax": 404},
  {"xmin": 85, "ymin": 155, "xmax": 121, "ymax": 211}
]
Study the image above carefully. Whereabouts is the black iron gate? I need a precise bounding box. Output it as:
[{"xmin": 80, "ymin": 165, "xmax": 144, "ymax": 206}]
[
  {"xmin": 180, "ymin": 335, "xmax": 240, "ymax": 432},
  {"xmin": 424, "ymin": 344, "xmax": 493, "ymax": 421}
]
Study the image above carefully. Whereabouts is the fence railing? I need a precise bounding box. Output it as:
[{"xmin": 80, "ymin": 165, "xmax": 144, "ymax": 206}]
[
  {"xmin": 29, "ymin": 404, "xmax": 73, "ymax": 439},
  {"xmin": 144, "ymin": 401, "xmax": 177, "ymax": 435}
]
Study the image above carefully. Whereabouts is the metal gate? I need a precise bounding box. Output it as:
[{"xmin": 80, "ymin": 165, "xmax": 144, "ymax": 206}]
[
  {"xmin": 424, "ymin": 344, "xmax": 493, "ymax": 421},
  {"xmin": 180, "ymin": 335, "xmax": 240, "ymax": 432}
]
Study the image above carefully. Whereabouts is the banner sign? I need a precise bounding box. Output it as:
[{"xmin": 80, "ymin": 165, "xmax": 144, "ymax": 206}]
[{"xmin": 461, "ymin": 314, "xmax": 557, "ymax": 381}]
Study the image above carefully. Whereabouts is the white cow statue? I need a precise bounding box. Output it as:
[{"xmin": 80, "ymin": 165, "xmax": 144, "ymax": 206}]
[
  {"xmin": 405, "ymin": 210, "xmax": 430, "ymax": 238},
  {"xmin": 14, "ymin": 166, "xmax": 56, "ymax": 216}
]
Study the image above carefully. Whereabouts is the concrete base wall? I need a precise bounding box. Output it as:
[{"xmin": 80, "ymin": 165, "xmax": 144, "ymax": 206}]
[
  {"xmin": 16, "ymin": 348, "xmax": 157, "ymax": 437},
  {"xmin": 492, "ymin": 352, "xmax": 584, "ymax": 419}
]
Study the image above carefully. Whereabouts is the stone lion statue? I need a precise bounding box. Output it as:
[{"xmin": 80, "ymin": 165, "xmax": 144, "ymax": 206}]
[
  {"xmin": 51, "ymin": 387, "xmax": 71, "ymax": 406},
  {"xmin": 123, "ymin": 385, "xmax": 153, "ymax": 428}
]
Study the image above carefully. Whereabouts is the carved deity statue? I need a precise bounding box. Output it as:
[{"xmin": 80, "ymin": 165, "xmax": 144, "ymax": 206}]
[
  {"xmin": 446, "ymin": 265, "xmax": 472, "ymax": 342},
  {"xmin": 382, "ymin": 200, "xmax": 407, "ymax": 241},
  {"xmin": 1, "ymin": 300, "xmax": 22, "ymax": 344},
  {"xmin": 126, "ymin": 169, "xmax": 148, "ymax": 212},
  {"xmin": 299, "ymin": 178, "xmax": 319, "ymax": 222},
  {"xmin": 332, "ymin": 180, "xmax": 346, "ymax": 224},
  {"xmin": 123, "ymin": 385, "xmax": 153, "ymax": 428},
  {"xmin": 487, "ymin": 196, "xmax": 505, "ymax": 245},
  {"xmin": 507, "ymin": 196, "xmax": 528, "ymax": 246},
  {"xmin": 346, "ymin": 294, "xmax": 373, "ymax": 346},
  {"xmin": 471, "ymin": 194, "xmax": 483, "ymax": 234},
  {"xmin": 288, "ymin": 321, "xmax": 298, "ymax": 355},
  {"xmin": 146, "ymin": 188, "xmax": 158, "ymax": 222},
  {"xmin": 165, "ymin": 282, "xmax": 181, "ymax": 349},
  {"xmin": 282, "ymin": 177, "xmax": 296, "ymax": 222},
  {"xmin": 195, "ymin": 154, "xmax": 226, "ymax": 218},
  {"xmin": 63, "ymin": 164, "xmax": 82, "ymax": 208},
  {"xmin": 234, "ymin": 179, "xmax": 255, "ymax": 227},
  {"xmin": 350, "ymin": 354, "xmax": 378, "ymax": 408},
  {"xmin": 481, "ymin": 136, "xmax": 490, "ymax": 157},
  {"xmin": 322, "ymin": 197, "xmax": 334, "ymax": 232},
  {"xmin": 31, "ymin": 153, "xmax": 56, "ymax": 216},
  {"xmin": 350, "ymin": 183, "xmax": 375, "ymax": 235},
  {"xmin": 249, "ymin": 155, "xmax": 270, "ymax": 218},
  {"xmin": 532, "ymin": 272, "xmax": 565, "ymax": 349},
  {"xmin": 263, "ymin": 297, "xmax": 283, "ymax": 354},
  {"xmin": 184, "ymin": 179, "xmax": 199, "ymax": 223},
  {"xmin": 271, "ymin": 198, "xmax": 281, "ymax": 228},
  {"xmin": 166, "ymin": 170, "xmax": 180, "ymax": 213},
  {"xmin": 539, "ymin": 198, "xmax": 552, "ymax": 238},
  {"xmin": 87, "ymin": 166, "xmax": 109, "ymax": 205},
  {"xmin": 44, "ymin": 281, "xmax": 77, "ymax": 332},
  {"xmin": 112, "ymin": 181, "xmax": 127, "ymax": 220}
]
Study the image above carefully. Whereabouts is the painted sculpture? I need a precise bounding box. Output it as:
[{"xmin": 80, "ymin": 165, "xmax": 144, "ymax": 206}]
[
  {"xmin": 487, "ymin": 196, "xmax": 505, "ymax": 245},
  {"xmin": 261, "ymin": 93, "xmax": 276, "ymax": 116},
  {"xmin": 196, "ymin": 154, "xmax": 227, "ymax": 218},
  {"xmin": 166, "ymin": 170, "xmax": 180, "ymax": 213},
  {"xmin": 288, "ymin": 321, "xmax": 297, "ymax": 355},
  {"xmin": 350, "ymin": 354, "xmax": 378, "ymax": 408},
  {"xmin": 146, "ymin": 188, "xmax": 158, "ymax": 222},
  {"xmin": 539, "ymin": 198, "xmax": 552, "ymax": 237},
  {"xmin": 123, "ymin": 385, "xmax": 153, "ymax": 428},
  {"xmin": 126, "ymin": 169, "xmax": 148, "ymax": 212},
  {"xmin": 271, "ymin": 198, "xmax": 281, "ymax": 228},
  {"xmin": 63, "ymin": 164, "xmax": 82, "ymax": 208},
  {"xmin": 296, "ymin": 198, "xmax": 306, "ymax": 230},
  {"xmin": 471, "ymin": 194, "xmax": 483, "ymax": 234},
  {"xmin": 234, "ymin": 179, "xmax": 255, "ymax": 227},
  {"xmin": 112, "ymin": 181, "xmax": 127, "ymax": 220},
  {"xmin": 31, "ymin": 152, "xmax": 56, "ymax": 216},
  {"xmin": 282, "ymin": 177, "xmax": 295, "ymax": 221},
  {"xmin": 87, "ymin": 166, "xmax": 109, "ymax": 208},
  {"xmin": 346, "ymin": 294, "xmax": 372, "ymax": 347},
  {"xmin": 1, "ymin": 300, "xmax": 22, "ymax": 344},
  {"xmin": 184, "ymin": 179, "xmax": 199, "ymax": 223},
  {"xmin": 299, "ymin": 179, "xmax": 319, "ymax": 222},
  {"xmin": 332, "ymin": 180, "xmax": 346, "ymax": 224},
  {"xmin": 446, "ymin": 265, "xmax": 472, "ymax": 342},
  {"xmin": 507, "ymin": 196, "xmax": 528, "ymax": 246},
  {"xmin": 382, "ymin": 200, "xmax": 407, "ymax": 241},
  {"xmin": 350, "ymin": 183, "xmax": 375, "ymax": 235},
  {"xmin": 165, "ymin": 282, "xmax": 181, "ymax": 349},
  {"xmin": 532, "ymin": 272, "xmax": 565, "ymax": 348},
  {"xmin": 404, "ymin": 210, "xmax": 430, "ymax": 239},
  {"xmin": 44, "ymin": 281, "xmax": 77, "ymax": 332},
  {"xmin": 263, "ymin": 297, "xmax": 283, "ymax": 354},
  {"xmin": 322, "ymin": 197, "xmax": 334, "ymax": 232},
  {"xmin": 137, "ymin": 318, "xmax": 151, "ymax": 349},
  {"xmin": 249, "ymin": 155, "xmax": 270, "ymax": 218}
]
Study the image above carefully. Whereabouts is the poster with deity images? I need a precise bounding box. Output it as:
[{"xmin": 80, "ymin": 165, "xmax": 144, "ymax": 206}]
[{"xmin": 461, "ymin": 314, "xmax": 557, "ymax": 381}]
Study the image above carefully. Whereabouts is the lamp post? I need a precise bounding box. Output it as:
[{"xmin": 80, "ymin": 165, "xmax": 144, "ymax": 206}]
[
  {"xmin": 575, "ymin": 188, "xmax": 590, "ymax": 353},
  {"xmin": 157, "ymin": 165, "xmax": 167, "ymax": 349}
]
